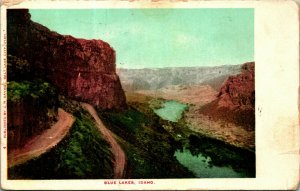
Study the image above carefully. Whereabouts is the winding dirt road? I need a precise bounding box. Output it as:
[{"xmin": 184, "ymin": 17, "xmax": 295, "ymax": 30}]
[
  {"xmin": 81, "ymin": 103, "xmax": 126, "ymax": 179},
  {"xmin": 8, "ymin": 108, "xmax": 75, "ymax": 168}
]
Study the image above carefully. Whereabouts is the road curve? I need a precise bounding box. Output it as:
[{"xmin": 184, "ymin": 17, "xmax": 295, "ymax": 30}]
[
  {"xmin": 8, "ymin": 108, "xmax": 75, "ymax": 168},
  {"xmin": 81, "ymin": 103, "xmax": 126, "ymax": 179}
]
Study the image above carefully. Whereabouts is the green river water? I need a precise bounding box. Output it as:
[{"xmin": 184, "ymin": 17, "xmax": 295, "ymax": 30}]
[
  {"xmin": 153, "ymin": 100, "xmax": 187, "ymax": 122},
  {"xmin": 153, "ymin": 100, "xmax": 254, "ymax": 178}
]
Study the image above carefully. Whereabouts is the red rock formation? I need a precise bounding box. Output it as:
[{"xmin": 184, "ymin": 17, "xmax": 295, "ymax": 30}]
[
  {"xmin": 199, "ymin": 62, "xmax": 255, "ymax": 130},
  {"xmin": 8, "ymin": 96, "xmax": 58, "ymax": 149},
  {"xmin": 217, "ymin": 62, "xmax": 255, "ymax": 110},
  {"xmin": 7, "ymin": 9, "xmax": 126, "ymax": 110}
]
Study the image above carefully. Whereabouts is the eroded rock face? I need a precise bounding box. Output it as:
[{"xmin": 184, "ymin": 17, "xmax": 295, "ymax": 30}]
[
  {"xmin": 199, "ymin": 62, "xmax": 255, "ymax": 130},
  {"xmin": 7, "ymin": 9, "xmax": 126, "ymax": 110},
  {"xmin": 217, "ymin": 62, "xmax": 255, "ymax": 110},
  {"xmin": 7, "ymin": 52, "xmax": 59, "ymax": 151},
  {"xmin": 8, "ymin": 91, "xmax": 58, "ymax": 150}
]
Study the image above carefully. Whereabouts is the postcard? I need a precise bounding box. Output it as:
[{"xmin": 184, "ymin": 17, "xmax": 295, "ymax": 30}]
[{"xmin": 0, "ymin": 0, "xmax": 299, "ymax": 190}]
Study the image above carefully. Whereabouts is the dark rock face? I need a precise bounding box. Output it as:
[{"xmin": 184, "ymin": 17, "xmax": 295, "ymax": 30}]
[
  {"xmin": 8, "ymin": 99, "xmax": 57, "ymax": 149},
  {"xmin": 7, "ymin": 85, "xmax": 58, "ymax": 150},
  {"xmin": 199, "ymin": 62, "xmax": 255, "ymax": 130},
  {"xmin": 7, "ymin": 9, "xmax": 126, "ymax": 110}
]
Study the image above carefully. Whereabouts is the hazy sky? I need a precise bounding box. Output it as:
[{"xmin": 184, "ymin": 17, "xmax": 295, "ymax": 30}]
[{"xmin": 30, "ymin": 9, "xmax": 254, "ymax": 69}]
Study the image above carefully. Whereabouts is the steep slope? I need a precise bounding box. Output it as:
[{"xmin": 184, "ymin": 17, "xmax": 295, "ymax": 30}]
[
  {"xmin": 8, "ymin": 105, "xmax": 114, "ymax": 179},
  {"xmin": 217, "ymin": 62, "xmax": 255, "ymax": 110},
  {"xmin": 7, "ymin": 9, "xmax": 124, "ymax": 177},
  {"xmin": 82, "ymin": 103, "xmax": 126, "ymax": 178},
  {"xmin": 199, "ymin": 62, "xmax": 255, "ymax": 130},
  {"xmin": 7, "ymin": 9, "xmax": 126, "ymax": 110}
]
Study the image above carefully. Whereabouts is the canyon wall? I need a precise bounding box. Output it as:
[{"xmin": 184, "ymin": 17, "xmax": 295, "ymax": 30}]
[
  {"xmin": 7, "ymin": 78, "xmax": 58, "ymax": 150},
  {"xmin": 7, "ymin": 9, "xmax": 126, "ymax": 110},
  {"xmin": 199, "ymin": 62, "xmax": 255, "ymax": 130},
  {"xmin": 7, "ymin": 9, "xmax": 126, "ymax": 150},
  {"xmin": 217, "ymin": 62, "xmax": 255, "ymax": 110}
]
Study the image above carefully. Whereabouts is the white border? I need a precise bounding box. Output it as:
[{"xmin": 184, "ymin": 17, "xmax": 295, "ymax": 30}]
[
  {"xmin": 0, "ymin": 3, "xmax": 8, "ymax": 187},
  {"xmin": 1, "ymin": 0, "xmax": 299, "ymax": 190}
]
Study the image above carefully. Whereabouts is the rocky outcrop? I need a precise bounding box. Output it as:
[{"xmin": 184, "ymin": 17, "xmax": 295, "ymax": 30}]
[
  {"xmin": 199, "ymin": 62, "xmax": 255, "ymax": 130},
  {"xmin": 217, "ymin": 62, "xmax": 254, "ymax": 110},
  {"xmin": 7, "ymin": 9, "xmax": 126, "ymax": 110}
]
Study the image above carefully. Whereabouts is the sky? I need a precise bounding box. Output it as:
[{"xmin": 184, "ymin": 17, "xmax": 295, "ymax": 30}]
[{"xmin": 29, "ymin": 9, "xmax": 254, "ymax": 69}]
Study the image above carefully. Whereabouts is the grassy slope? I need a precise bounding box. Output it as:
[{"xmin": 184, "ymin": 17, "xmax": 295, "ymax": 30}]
[
  {"xmin": 99, "ymin": 105, "xmax": 194, "ymax": 178},
  {"xmin": 8, "ymin": 93, "xmax": 194, "ymax": 179},
  {"xmin": 8, "ymin": 100, "xmax": 114, "ymax": 179}
]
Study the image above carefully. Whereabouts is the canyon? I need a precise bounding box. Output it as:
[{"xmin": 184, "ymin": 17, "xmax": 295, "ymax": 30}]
[
  {"xmin": 6, "ymin": 9, "xmax": 255, "ymax": 179},
  {"xmin": 7, "ymin": 9, "xmax": 126, "ymax": 153},
  {"xmin": 123, "ymin": 62, "xmax": 255, "ymax": 150},
  {"xmin": 7, "ymin": 9, "xmax": 126, "ymax": 110}
]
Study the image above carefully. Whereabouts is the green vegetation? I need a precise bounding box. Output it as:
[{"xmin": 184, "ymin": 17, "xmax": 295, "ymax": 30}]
[
  {"xmin": 8, "ymin": 108, "xmax": 114, "ymax": 179},
  {"xmin": 148, "ymin": 98, "xmax": 164, "ymax": 110},
  {"xmin": 99, "ymin": 105, "xmax": 194, "ymax": 178},
  {"xmin": 7, "ymin": 80, "xmax": 56, "ymax": 102}
]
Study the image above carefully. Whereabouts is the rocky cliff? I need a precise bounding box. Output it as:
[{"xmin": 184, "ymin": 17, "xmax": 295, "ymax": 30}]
[
  {"xmin": 199, "ymin": 62, "xmax": 255, "ymax": 130},
  {"xmin": 7, "ymin": 9, "xmax": 126, "ymax": 110},
  {"xmin": 7, "ymin": 80, "xmax": 58, "ymax": 149},
  {"xmin": 217, "ymin": 62, "xmax": 255, "ymax": 110}
]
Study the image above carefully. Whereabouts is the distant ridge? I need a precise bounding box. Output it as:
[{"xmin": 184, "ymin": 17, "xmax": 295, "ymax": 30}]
[{"xmin": 117, "ymin": 64, "xmax": 242, "ymax": 91}]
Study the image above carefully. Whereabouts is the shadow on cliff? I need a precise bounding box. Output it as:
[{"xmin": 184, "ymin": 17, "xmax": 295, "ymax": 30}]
[{"xmin": 7, "ymin": 9, "xmax": 127, "ymax": 110}]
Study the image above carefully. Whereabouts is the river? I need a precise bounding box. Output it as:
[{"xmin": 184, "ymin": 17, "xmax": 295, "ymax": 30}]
[
  {"xmin": 175, "ymin": 148, "xmax": 247, "ymax": 178},
  {"xmin": 153, "ymin": 100, "xmax": 255, "ymax": 178},
  {"xmin": 153, "ymin": 100, "xmax": 187, "ymax": 122}
]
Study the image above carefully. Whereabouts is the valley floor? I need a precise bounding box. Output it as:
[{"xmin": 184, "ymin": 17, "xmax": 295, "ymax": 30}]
[{"xmin": 126, "ymin": 88, "xmax": 255, "ymax": 151}]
